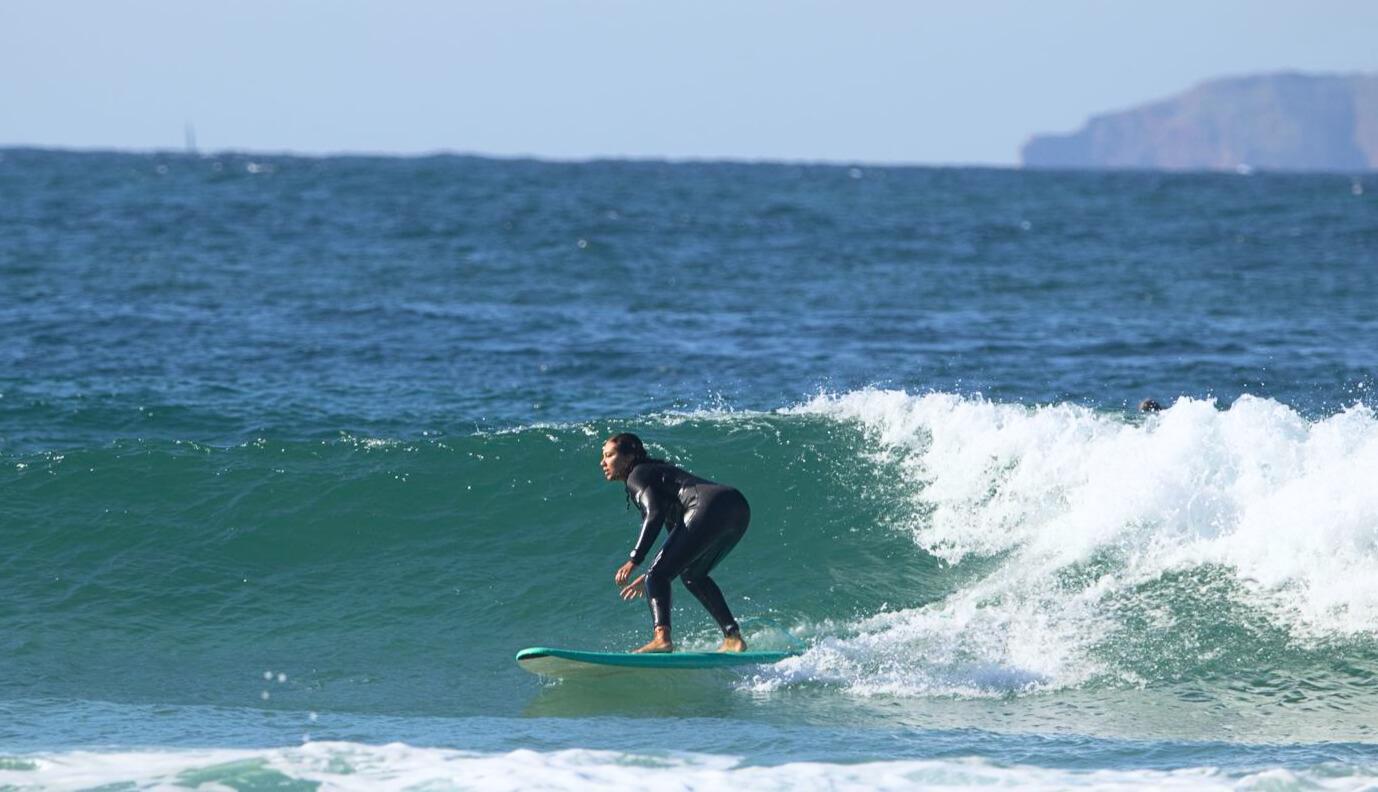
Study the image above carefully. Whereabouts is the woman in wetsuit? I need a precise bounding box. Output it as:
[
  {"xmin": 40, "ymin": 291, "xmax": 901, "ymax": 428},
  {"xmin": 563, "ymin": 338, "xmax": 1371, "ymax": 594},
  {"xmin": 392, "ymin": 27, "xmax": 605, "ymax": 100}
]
[{"xmin": 601, "ymin": 433, "xmax": 750, "ymax": 654}]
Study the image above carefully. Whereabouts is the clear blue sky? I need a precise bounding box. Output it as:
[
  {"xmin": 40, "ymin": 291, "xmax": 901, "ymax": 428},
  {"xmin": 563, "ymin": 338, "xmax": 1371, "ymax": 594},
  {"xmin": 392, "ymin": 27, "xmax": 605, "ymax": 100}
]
[{"xmin": 4, "ymin": 1, "xmax": 1377, "ymax": 165}]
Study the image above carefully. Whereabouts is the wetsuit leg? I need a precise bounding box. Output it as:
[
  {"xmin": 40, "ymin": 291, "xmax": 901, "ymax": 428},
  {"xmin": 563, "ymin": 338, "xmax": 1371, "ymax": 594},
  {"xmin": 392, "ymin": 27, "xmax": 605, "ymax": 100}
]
[
  {"xmin": 680, "ymin": 494, "xmax": 749, "ymax": 635},
  {"xmin": 643, "ymin": 488, "xmax": 750, "ymax": 633},
  {"xmin": 643, "ymin": 527, "xmax": 694, "ymax": 630}
]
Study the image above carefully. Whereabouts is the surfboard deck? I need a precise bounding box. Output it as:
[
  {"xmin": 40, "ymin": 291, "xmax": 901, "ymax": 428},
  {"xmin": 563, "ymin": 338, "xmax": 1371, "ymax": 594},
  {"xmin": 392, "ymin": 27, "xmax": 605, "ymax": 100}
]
[{"xmin": 515, "ymin": 646, "xmax": 798, "ymax": 678}]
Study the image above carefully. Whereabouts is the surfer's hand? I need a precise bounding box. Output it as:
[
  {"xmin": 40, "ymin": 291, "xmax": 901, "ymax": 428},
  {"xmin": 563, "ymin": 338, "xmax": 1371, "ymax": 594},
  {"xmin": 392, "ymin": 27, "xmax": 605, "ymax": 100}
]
[
  {"xmin": 615, "ymin": 560, "xmax": 637, "ymax": 585},
  {"xmin": 620, "ymin": 575, "xmax": 646, "ymax": 600}
]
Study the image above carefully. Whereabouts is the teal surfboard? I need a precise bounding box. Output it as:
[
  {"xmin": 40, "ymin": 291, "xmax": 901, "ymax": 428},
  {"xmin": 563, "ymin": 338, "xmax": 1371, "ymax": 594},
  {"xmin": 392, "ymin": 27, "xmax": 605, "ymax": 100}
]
[{"xmin": 515, "ymin": 646, "xmax": 799, "ymax": 678}]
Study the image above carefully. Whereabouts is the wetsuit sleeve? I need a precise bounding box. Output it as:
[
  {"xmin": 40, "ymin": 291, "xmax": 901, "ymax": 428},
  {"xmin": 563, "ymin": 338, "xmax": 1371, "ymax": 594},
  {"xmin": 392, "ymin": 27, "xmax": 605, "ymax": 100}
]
[{"xmin": 626, "ymin": 466, "xmax": 666, "ymax": 565}]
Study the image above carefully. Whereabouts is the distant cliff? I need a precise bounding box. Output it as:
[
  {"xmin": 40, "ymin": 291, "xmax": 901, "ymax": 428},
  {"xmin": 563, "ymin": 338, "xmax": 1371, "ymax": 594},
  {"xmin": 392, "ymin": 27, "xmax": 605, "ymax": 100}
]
[{"xmin": 1022, "ymin": 72, "xmax": 1378, "ymax": 172}]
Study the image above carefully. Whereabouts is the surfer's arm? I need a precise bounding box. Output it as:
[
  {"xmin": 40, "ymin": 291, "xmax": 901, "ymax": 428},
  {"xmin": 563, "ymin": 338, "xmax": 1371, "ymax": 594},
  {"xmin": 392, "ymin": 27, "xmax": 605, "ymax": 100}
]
[
  {"xmin": 626, "ymin": 468, "xmax": 667, "ymax": 565},
  {"xmin": 628, "ymin": 489, "xmax": 666, "ymax": 564}
]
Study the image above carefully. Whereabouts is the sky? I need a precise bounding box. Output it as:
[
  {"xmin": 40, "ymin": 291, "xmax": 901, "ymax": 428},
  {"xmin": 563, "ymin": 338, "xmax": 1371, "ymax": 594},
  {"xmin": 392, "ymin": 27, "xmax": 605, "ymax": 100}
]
[{"xmin": 3, "ymin": 1, "xmax": 1377, "ymax": 166}]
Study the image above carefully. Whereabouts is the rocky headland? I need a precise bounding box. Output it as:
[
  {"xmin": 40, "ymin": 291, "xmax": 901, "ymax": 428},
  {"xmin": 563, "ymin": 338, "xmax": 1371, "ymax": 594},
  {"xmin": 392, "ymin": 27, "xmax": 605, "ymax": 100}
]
[{"xmin": 1022, "ymin": 72, "xmax": 1378, "ymax": 172}]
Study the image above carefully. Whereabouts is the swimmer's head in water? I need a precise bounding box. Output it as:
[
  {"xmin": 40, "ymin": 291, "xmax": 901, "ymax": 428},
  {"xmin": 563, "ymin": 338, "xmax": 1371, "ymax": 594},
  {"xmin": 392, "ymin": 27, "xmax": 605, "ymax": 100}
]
[
  {"xmin": 602, "ymin": 432, "xmax": 648, "ymax": 481},
  {"xmin": 1139, "ymin": 399, "xmax": 1164, "ymax": 413}
]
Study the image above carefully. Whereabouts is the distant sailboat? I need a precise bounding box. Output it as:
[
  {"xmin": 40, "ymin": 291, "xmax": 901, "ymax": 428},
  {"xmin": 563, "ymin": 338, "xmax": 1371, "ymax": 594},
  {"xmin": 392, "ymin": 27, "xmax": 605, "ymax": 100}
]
[{"xmin": 185, "ymin": 122, "xmax": 198, "ymax": 155}]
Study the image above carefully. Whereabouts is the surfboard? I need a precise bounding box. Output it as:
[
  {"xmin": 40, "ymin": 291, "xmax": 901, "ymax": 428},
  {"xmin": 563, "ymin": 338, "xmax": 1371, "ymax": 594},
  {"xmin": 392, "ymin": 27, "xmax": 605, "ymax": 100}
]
[{"xmin": 515, "ymin": 646, "xmax": 799, "ymax": 678}]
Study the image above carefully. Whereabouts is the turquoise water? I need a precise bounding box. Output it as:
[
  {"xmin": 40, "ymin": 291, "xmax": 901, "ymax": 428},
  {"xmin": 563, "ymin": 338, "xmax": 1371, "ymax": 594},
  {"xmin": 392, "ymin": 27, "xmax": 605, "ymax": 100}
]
[{"xmin": 3, "ymin": 148, "xmax": 1378, "ymax": 788}]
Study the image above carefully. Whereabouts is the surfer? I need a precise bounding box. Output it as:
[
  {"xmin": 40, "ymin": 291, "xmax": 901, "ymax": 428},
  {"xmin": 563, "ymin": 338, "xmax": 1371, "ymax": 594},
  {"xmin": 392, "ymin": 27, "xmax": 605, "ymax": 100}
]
[{"xmin": 601, "ymin": 433, "xmax": 750, "ymax": 654}]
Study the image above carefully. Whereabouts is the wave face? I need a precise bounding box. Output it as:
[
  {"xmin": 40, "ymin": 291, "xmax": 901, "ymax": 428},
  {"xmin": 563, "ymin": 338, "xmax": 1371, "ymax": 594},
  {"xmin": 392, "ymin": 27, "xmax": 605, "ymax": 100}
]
[{"xmin": 6, "ymin": 393, "xmax": 1378, "ymax": 743}]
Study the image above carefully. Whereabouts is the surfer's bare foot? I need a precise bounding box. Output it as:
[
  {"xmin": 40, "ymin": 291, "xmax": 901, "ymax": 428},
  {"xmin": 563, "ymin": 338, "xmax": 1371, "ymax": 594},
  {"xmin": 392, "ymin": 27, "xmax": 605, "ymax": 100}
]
[
  {"xmin": 634, "ymin": 627, "xmax": 673, "ymax": 653},
  {"xmin": 718, "ymin": 632, "xmax": 746, "ymax": 653}
]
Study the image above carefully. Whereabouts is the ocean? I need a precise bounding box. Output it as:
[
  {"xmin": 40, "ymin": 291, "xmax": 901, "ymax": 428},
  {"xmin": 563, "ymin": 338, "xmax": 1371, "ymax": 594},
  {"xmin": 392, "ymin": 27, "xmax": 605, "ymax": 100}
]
[{"xmin": 2, "ymin": 147, "xmax": 1377, "ymax": 789}]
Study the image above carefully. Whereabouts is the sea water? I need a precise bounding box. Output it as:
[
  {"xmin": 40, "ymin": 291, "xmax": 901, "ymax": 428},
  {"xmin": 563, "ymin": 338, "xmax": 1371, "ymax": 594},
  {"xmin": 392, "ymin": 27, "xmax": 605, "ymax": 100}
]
[{"xmin": 2, "ymin": 148, "xmax": 1377, "ymax": 788}]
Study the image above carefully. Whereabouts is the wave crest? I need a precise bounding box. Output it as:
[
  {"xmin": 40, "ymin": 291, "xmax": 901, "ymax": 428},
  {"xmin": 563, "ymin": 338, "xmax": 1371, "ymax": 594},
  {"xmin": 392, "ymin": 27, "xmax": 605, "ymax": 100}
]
[{"xmin": 770, "ymin": 390, "xmax": 1378, "ymax": 696}]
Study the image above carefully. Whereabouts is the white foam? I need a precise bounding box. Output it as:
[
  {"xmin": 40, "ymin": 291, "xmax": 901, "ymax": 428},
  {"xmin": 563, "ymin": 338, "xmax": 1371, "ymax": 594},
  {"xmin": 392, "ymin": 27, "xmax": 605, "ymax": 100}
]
[
  {"xmin": 769, "ymin": 390, "xmax": 1378, "ymax": 695},
  {"xmin": 2, "ymin": 742, "xmax": 1370, "ymax": 791}
]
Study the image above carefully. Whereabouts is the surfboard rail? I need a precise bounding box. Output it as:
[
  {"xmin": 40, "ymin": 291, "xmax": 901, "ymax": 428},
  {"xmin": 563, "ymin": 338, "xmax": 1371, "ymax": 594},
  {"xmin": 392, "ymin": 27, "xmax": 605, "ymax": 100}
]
[{"xmin": 515, "ymin": 646, "xmax": 798, "ymax": 676}]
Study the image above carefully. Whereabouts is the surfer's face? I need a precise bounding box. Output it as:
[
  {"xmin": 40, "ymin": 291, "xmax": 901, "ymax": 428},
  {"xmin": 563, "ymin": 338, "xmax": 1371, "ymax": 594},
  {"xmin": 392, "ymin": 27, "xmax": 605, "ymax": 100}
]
[{"xmin": 601, "ymin": 441, "xmax": 632, "ymax": 481}]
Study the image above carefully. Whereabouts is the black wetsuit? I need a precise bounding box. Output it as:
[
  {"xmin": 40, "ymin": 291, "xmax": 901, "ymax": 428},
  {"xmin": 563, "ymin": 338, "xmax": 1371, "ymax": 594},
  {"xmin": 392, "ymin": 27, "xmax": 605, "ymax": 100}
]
[{"xmin": 625, "ymin": 461, "xmax": 750, "ymax": 635}]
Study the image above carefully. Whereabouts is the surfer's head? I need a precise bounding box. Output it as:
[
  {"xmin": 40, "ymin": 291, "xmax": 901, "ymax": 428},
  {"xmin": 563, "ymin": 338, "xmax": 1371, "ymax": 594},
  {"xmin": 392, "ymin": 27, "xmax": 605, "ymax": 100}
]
[{"xmin": 602, "ymin": 432, "xmax": 648, "ymax": 481}]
